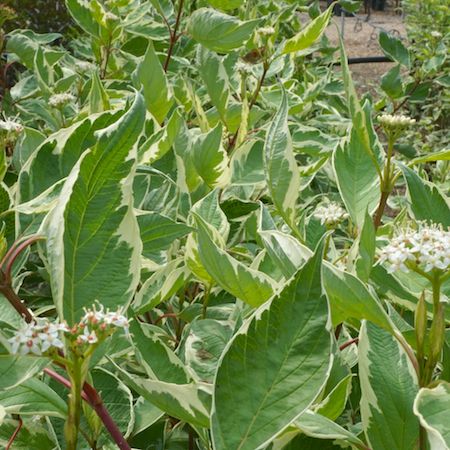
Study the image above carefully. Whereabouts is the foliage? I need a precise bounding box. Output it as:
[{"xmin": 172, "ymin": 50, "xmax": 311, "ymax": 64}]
[{"xmin": 0, "ymin": 0, "xmax": 449, "ymax": 449}]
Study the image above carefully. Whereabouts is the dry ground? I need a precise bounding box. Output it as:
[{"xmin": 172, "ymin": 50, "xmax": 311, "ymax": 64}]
[{"xmin": 324, "ymin": 2, "xmax": 407, "ymax": 94}]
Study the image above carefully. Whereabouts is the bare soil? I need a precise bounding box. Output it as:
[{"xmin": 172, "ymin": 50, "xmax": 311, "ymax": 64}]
[{"xmin": 324, "ymin": 3, "xmax": 407, "ymax": 94}]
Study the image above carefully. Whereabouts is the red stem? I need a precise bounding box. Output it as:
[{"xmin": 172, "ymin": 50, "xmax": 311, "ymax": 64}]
[
  {"xmin": 339, "ymin": 337, "xmax": 359, "ymax": 351},
  {"xmin": 6, "ymin": 416, "xmax": 23, "ymax": 450},
  {"xmin": 163, "ymin": 0, "xmax": 184, "ymax": 72}
]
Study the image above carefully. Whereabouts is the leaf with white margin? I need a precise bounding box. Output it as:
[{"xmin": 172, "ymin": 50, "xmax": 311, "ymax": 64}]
[
  {"xmin": 197, "ymin": 47, "xmax": 230, "ymax": 124},
  {"xmin": 0, "ymin": 355, "xmax": 48, "ymax": 391},
  {"xmin": 211, "ymin": 239, "xmax": 332, "ymax": 450},
  {"xmin": 193, "ymin": 214, "xmax": 275, "ymax": 307},
  {"xmin": 43, "ymin": 93, "xmax": 145, "ymax": 325},
  {"xmin": 359, "ymin": 321, "xmax": 419, "ymax": 450},
  {"xmin": 185, "ymin": 189, "xmax": 229, "ymax": 284},
  {"xmin": 135, "ymin": 41, "xmax": 173, "ymax": 124},
  {"xmin": 192, "ymin": 123, "xmax": 231, "ymax": 189},
  {"xmin": 187, "ymin": 8, "xmax": 259, "ymax": 53},
  {"xmin": 0, "ymin": 378, "xmax": 67, "ymax": 418},
  {"xmin": 294, "ymin": 410, "xmax": 367, "ymax": 449},
  {"xmin": 282, "ymin": 4, "xmax": 333, "ymax": 54},
  {"xmin": 414, "ymin": 382, "xmax": 450, "ymax": 449},
  {"xmin": 264, "ymin": 90, "xmax": 300, "ymax": 229},
  {"xmin": 114, "ymin": 363, "xmax": 211, "ymax": 428}
]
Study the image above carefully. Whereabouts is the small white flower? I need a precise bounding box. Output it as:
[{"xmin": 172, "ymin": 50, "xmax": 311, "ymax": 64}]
[
  {"xmin": 38, "ymin": 330, "xmax": 64, "ymax": 352},
  {"xmin": 313, "ymin": 202, "xmax": 349, "ymax": 226},
  {"xmin": 79, "ymin": 327, "xmax": 98, "ymax": 344},
  {"xmin": 104, "ymin": 11, "xmax": 118, "ymax": 21},
  {"xmin": 379, "ymin": 224, "xmax": 450, "ymax": 274},
  {"xmin": 0, "ymin": 119, "xmax": 23, "ymax": 136},
  {"xmin": 431, "ymin": 31, "xmax": 442, "ymax": 38},
  {"xmin": 105, "ymin": 312, "xmax": 129, "ymax": 328},
  {"xmin": 378, "ymin": 114, "xmax": 416, "ymax": 129},
  {"xmin": 235, "ymin": 61, "xmax": 253, "ymax": 75},
  {"xmin": 48, "ymin": 93, "xmax": 76, "ymax": 108}
]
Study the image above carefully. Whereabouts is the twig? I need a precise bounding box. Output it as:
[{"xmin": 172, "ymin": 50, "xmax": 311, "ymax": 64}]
[
  {"xmin": 163, "ymin": 0, "xmax": 184, "ymax": 72},
  {"xmin": 6, "ymin": 416, "xmax": 23, "ymax": 450},
  {"xmin": 339, "ymin": 337, "xmax": 359, "ymax": 351}
]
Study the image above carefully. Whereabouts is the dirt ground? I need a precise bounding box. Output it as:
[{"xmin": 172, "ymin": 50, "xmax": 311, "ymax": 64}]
[{"xmin": 324, "ymin": 2, "xmax": 407, "ymax": 94}]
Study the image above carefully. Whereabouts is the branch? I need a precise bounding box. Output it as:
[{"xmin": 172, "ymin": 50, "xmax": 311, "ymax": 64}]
[
  {"xmin": 163, "ymin": 0, "xmax": 184, "ymax": 72},
  {"xmin": 6, "ymin": 416, "xmax": 22, "ymax": 450}
]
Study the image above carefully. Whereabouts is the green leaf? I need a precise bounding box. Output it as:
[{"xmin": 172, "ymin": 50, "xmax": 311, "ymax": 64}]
[
  {"xmin": 129, "ymin": 319, "xmax": 191, "ymax": 384},
  {"xmin": 211, "ymin": 241, "xmax": 332, "ymax": 450},
  {"xmin": 187, "ymin": 8, "xmax": 259, "ymax": 53},
  {"xmin": 0, "ymin": 418, "xmax": 55, "ymax": 449},
  {"xmin": 315, "ymin": 374, "xmax": 353, "ymax": 421},
  {"xmin": 359, "ymin": 321, "xmax": 419, "ymax": 450},
  {"xmin": 414, "ymin": 382, "xmax": 450, "ymax": 449},
  {"xmin": 294, "ymin": 410, "xmax": 366, "ymax": 449},
  {"xmin": 137, "ymin": 211, "xmax": 191, "ymax": 263},
  {"xmin": 401, "ymin": 165, "xmax": 450, "ymax": 226},
  {"xmin": 0, "ymin": 355, "xmax": 48, "ymax": 390},
  {"xmin": 138, "ymin": 108, "xmax": 181, "ymax": 164},
  {"xmin": 88, "ymin": 70, "xmax": 110, "ymax": 114},
  {"xmin": 333, "ymin": 127, "xmax": 381, "ymax": 228},
  {"xmin": 191, "ymin": 124, "xmax": 231, "ymax": 188},
  {"xmin": 282, "ymin": 4, "xmax": 333, "ymax": 54},
  {"xmin": 206, "ymin": 0, "xmax": 243, "ymax": 10},
  {"xmin": 91, "ymin": 368, "xmax": 134, "ymax": 442},
  {"xmin": 194, "ymin": 214, "xmax": 275, "ymax": 307},
  {"xmin": 197, "ymin": 47, "xmax": 230, "ymax": 124},
  {"xmin": 115, "ymin": 365, "xmax": 211, "ymax": 428},
  {"xmin": 379, "ymin": 31, "xmax": 410, "ymax": 67},
  {"xmin": 135, "ymin": 41, "xmax": 173, "ymax": 123},
  {"xmin": 355, "ymin": 210, "xmax": 376, "ymax": 282},
  {"xmin": 264, "ymin": 91, "xmax": 300, "ymax": 228},
  {"xmin": 0, "ymin": 378, "xmax": 66, "ymax": 418},
  {"xmin": 323, "ymin": 265, "xmax": 393, "ymax": 332},
  {"xmin": 44, "ymin": 93, "xmax": 145, "ymax": 325},
  {"xmin": 338, "ymin": 37, "xmax": 381, "ymax": 178},
  {"xmin": 381, "ymin": 64, "xmax": 404, "ymax": 99},
  {"xmin": 65, "ymin": 0, "xmax": 100, "ymax": 37}
]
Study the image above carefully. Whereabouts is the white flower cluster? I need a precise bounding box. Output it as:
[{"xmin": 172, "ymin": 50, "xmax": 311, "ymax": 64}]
[
  {"xmin": 8, "ymin": 319, "xmax": 68, "ymax": 356},
  {"xmin": 81, "ymin": 303, "xmax": 129, "ymax": 329},
  {"xmin": 0, "ymin": 119, "xmax": 23, "ymax": 136},
  {"xmin": 49, "ymin": 93, "xmax": 76, "ymax": 108},
  {"xmin": 378, "ymin": 114, "xmax": 416, "ymax": 129},
  {"xmin": 75, "ymin": 61, "xmax": 94, "ymax": 73},
  {"xmin": 235, "ymin": 60, "xmax": 253, "ymax": 75},
  {"xmin": 257, "ymin": 26, "xmax": 275, "ymax": 36},
  {"xmin": 313, "ymin": 202, "xmax": 349, "ymax": 226},
  {"xmin": 379, "ymin": 224, "xmax": 450, "ymax": 274}
]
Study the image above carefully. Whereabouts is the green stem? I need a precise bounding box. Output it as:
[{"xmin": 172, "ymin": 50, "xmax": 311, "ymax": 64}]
[
  {"xmin": 423, "ymin": 274, "xmax": 444, "ymax": 384},
  {"xmin": 373, "ymin": 135, "xmax": 395, "ymax": 229},
  {"xmin": 65, "ymin": 356, "xmax": 83, "ymax": 450},
  {"xmin": 202, "ymin": 284, "xmax": 211, "ymax": 319}
]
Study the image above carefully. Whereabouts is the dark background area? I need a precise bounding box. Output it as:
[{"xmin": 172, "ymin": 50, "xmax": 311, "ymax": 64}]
[{"xmin": 3, "ymin": 0, "xmax": 72, "ymax": 34}]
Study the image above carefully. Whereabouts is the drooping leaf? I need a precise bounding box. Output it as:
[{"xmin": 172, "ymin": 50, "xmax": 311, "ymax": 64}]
[
  {"xmin": 194, "ymin": 214, "xmax": 275, "ymax": 307},
  {"xmin": 0, "ymin": 355, "xmax": 48, "ymax": 391},
  {"xmin": 282, "ymin": 4, "xmax": 333, "ymax": 54},
  {"xmin": 0, "ymin": 378, "xmax": 66, "ymax": 418},
  {"xmin": 211, "ymin": 241, "xmax": 332, "ymax": 450},
  {"xmin": 187, "ymin": 8, "xmax": 259, "ymax": 53},
  {"xmin": 402, "ymin": 165, "xmax": 450, "ymax": 226},
  {"xmin": 379, "ymin": 31, "xmax": 410, "ymax": 67},
  {"xmin": 44, "ymin": 93, "xmax": 145, "ymax": 325},
  {"xmin": 414, "ymin": 382, "xmax": 450, "ymax": 449},
  {"xmin": 359, "ymin": 321, "xmax": 419, "ymax": 450}
]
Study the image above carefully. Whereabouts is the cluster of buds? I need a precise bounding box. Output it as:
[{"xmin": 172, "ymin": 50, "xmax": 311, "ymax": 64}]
[
  {"xmin": 378, "ymin": 114, "xmax": 416, "ymax": 138},
  {"xmin": 257, "ymin": 26, "xmax": 275, "ymax": 37},
  {"xmin": 8, "ymin": 303, "xmax": 130, "ymax": 356},
  {"xmin": 379, "ymin": 224, "xmax": 450, "ymax": 275},
  {"xmin": 49, "ymin": 93, "xmax": 76, "ymax": 108},
  {"xmin": 313, "ymin": 202, "xmax": 349, "ymax": 226},
  {"xmin": 75, "ymin": 61, "xmax": 94, "ymax": 73},
  {"xmin": 70, "ymin": 303, "xmax": 130, "ymax": 347},
  {"xmin": 8, "ymin": 319, "xmax": 68, "ymax": 356}
]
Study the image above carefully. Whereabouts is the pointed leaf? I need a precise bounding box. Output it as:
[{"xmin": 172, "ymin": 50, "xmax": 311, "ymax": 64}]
[
  {"xmin": 44, "ymin": 94, "xmax": 145, "ymax": 324},
  {"xmin": 211, "ymin": 241, "xmax": 332, "ymax": 450}
]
